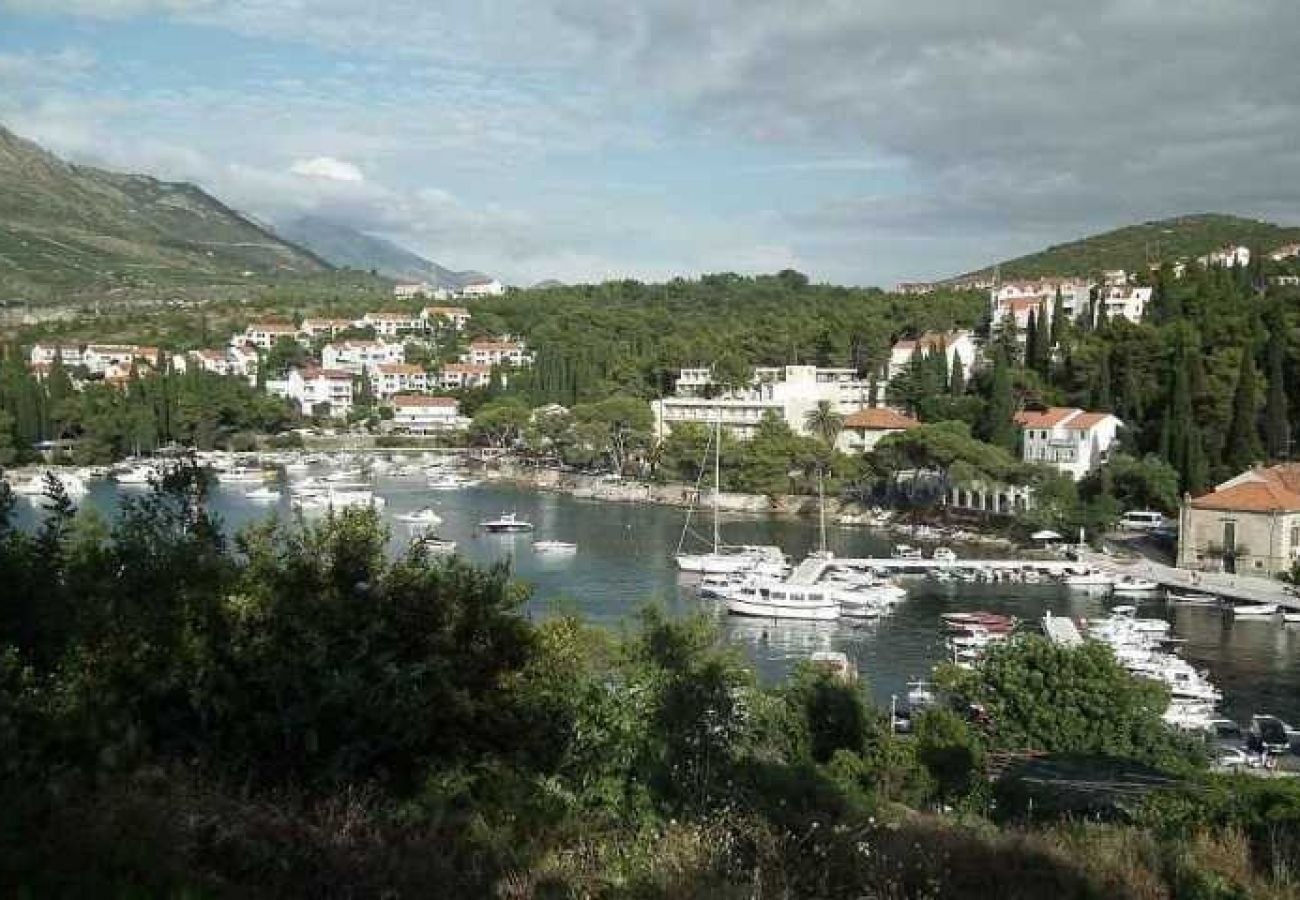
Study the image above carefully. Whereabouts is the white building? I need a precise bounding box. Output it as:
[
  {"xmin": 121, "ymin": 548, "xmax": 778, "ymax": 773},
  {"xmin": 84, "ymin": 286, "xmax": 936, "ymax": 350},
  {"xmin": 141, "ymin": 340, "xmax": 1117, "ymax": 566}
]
[
  {"xmin": 458, "ymin": 277, "xmax": 505, "ymax": 298},
  {"xmin": 189, "ymin": 349, "xmax": 233, "ymax": 376},
  {"xmin": 1014, "ymin": 406, "xmax": 1122, "ymax": 481},
  {"xmin": 29, "ymin": 343, "xmax": 83, "ymax": 368},
  {"xmin": 82, "ymin": 344, "xmax": 159, "ymax": 376},
  {"xmin": 837, "ymin": 407, "xmax": 920, "ymax": 454},
  {"xmin": 238, "ymin": 322, "xmax": 301, "ymax": 351},
  {"xmin": 389, "ymin": 394, "xmax": 465, "ymax": 433},
  {"xmin": 652, "ymin": 364, "xmax": 873, "ymax": 441},
  {"xmin": 322, "ymin": 340, "xmax": 405, "ymax": 375},
  {"xmin": 361, "ymin": 311, "xmax": 424, "ymax": 337},
  {"xmin": 437, "ymin": 363, "xmax": 494, "ymax": 390},
  {"xmin": 1198, "ymin": 245, "xmax": 1251, "ymax": 268},
  {"xmin": 1099, "ymin": 285, "xmax": 1152, "ymax": 323},
  {"xmin": 278, "ymin": 367, "xmax": 354, "ymax": 418},
  {"xmin": 887, "ymin": 330, "xmax": 978, "ymax": 380},
  {"xmin": 419, "ymin": 306, "xmax": 472, "ymax": 330},
  {"xmin": 369, "ymin": 363, "xmax": 427, "ymax": 399},
  {"xmin": 1269, "ymin": 243, "xmax": 1300, "ymax": 262},
  {"xmin": 461, "ymin": 340, "xmax": 531, "ymax": 367},
  {"xmin": 989, "ymin": 278, "xmax": 1092, "ymax": 327},
  {"xmin": 393, "ymin": 281, "xmax": 433, "ymax": 299},
  {"xmin": 227, "ymin": 344, "xmax": 260, "ymax": 383},
  {"xmin": 1178, "ymin": 464, "xmax": 1300, "ymax": 575},
  {"xmin": 299, "ymin": 318, "xmax": 355, "ymax": 340}
]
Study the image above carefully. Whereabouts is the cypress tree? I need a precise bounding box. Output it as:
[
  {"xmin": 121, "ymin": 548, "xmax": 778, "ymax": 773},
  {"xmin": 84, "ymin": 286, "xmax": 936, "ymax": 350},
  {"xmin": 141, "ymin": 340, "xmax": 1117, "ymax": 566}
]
[
  {"xmin": 949, "ymin": 355, "xmax": 966, "ymax": 396},
  {"xmin": 1092, "ymin": 348, "xmax": 1113, "ymax": 412},
  {"xmin": 1024, "ymin": 310, "xmax": 1040, "ymax": 373},
  {"xmin": 1265, "ymin": 311, "xmax": 1290, "ymax": 459},
  {"xmin": 1050, "ymin": 287, "xmax": 1066, "ymax": 347},
  {"xmin": 1223, "ymin": 345, "xmax": 1261, "ymax": 473},
  {"xmin": 980, "ymin": 350, "xmax": 1017, "ymax": 451},
  {"xmin": 1160, "ymin": 328, "xmax": 1208, "ymax": 493}
]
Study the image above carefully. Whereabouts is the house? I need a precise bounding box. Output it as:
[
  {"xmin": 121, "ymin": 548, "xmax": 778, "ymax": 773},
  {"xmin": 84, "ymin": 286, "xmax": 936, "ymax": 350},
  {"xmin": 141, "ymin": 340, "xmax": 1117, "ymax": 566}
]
[
  {"xmin": 1177, "ymin": 464, "xmax": 1300, "ymax": 575},
  {"xmin": 837, "ymin": 407, "xmax": 919, "ymax": 454},
  {"xmin": 369, "ymin": 362, "xmax": 427, "ymax": 399},
  {"xmin": 361, "ymin": 311, "xmax": 424, "ymax": 337},
  {"xmin": 419, "ymin": 306, "xmax": 471, "ymax": 330},
  {"xmin": 279, "ymin": 367, "xmax": 354, "ymax": 418},
  {"xmin": 458, "ymin": 277, "xmax": 504, "ymax": 298},
  {"xmin": 238, "ymin": 321, "xmax": 301, "ymax": 351},
  {"xmin": 989, "ymin": 278, "xmax": 1092, "ymax": 326},
  {"xmin": 887, "ymin": 330, "xmax": 978, "ymax": 380},
  {"xmin": 299, "ymin": 317, "xmax": 354, "ymax": 339},
  {"xmin": 82, "ymin": 344, "xmax": 158, "ymax": 376},
  {"xmin": 389, "ymin": 394, "xmax": 464, "ymax": 433},
  {"xmin": 29, "ymin": 343, "xmax": 83, "ymax": 368},
  {"xmin": 1198, "ymin": 245, "xmax": 1251, "ymax": 268},
  {"xmin": 461, "ymin": 339, "xmax": 531, "ymax": 367},
  {"xmin": 1013, "ymin": 407, "xmax": 1122, "ymax": 481},
  {"xmin": 189, "ymin": 348, "xmax": 232, "ymax": 376},
  {"xmin": 1099, "ymin": 285, "xmax": 1152, "ymax": 323},
  {"xmin": 1271, "ymin": 274, "xmax": 1300, "ymax": 286},
  {"xmin": 652, "ymin": 364, "xmax": 873, "ymax": 442},
  {"xmin": 393, "ymin": 281, "xmax": 433, "ymax": 299},
  {"xmin": 227, "ymin": 344, "xmax": 260, "ymax": 383},
  {"xmin": 1269, "ymin": 243, "xmax": 1300, "ymax": 262},
  {"xmin": 437, "ymin": 363, "xmax": 494, "ymax": 390},
  {"xmin": 322, "ymin": 340, "xmax": 405, "ymax": 374}
]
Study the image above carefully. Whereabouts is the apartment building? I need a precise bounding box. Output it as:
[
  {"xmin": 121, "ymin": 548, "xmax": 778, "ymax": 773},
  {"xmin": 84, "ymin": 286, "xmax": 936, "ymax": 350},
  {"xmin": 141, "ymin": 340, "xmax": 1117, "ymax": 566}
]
[{"xmin": 1014, "ymin": 406, "xmax": 1122, "ymax": 480}]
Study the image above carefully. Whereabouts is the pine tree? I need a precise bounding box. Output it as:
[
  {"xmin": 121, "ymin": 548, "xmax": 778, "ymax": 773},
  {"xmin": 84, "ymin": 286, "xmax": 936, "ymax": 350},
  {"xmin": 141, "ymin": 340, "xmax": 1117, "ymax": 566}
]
[
  {"xmin": 1223, "ymin": 345, "xmax": 1262, "ymax": 473},
  {"xmin": 1265, "ymin": 309, "xmax": 1290, "ymax": 459}
]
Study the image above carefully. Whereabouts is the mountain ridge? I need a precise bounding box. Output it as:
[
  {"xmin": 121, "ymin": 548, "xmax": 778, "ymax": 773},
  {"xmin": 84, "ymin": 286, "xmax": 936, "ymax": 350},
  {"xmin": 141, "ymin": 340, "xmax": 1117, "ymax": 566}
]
[{"xmin": 0, "ymin": 123, "xmax": 330, "ymax": 299}]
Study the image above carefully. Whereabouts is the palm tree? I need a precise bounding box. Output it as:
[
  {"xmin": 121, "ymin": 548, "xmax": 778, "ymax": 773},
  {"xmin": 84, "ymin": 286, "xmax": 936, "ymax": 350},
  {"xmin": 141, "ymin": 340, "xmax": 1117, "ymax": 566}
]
[{"xmin": 804, "ymin": 400, "xmax": 844, "ymax": 451}]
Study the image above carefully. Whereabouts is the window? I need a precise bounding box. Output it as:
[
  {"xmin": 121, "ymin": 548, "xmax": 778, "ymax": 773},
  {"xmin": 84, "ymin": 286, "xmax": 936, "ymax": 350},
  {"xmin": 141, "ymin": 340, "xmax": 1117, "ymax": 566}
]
[
  {"xmin": 1223, "ymin": 521, "xmax": 1236, "ymax": 552},
  {"xmin": 1291, "ymin": 526, "xmax": 1299, "ymax": 548}
]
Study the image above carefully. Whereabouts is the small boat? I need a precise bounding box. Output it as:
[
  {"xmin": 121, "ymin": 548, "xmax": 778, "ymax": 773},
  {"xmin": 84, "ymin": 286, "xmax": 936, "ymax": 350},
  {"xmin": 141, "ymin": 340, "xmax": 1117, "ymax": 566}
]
[
  {"xmin": 1283, "ymin": 612, "xmax": 1300, "ymax": 625},
  {"xmin": 480, "ymin": 512, "xmax": 534, "ymax": 533},
  {"xmin": 245, "ymin": 486, "xmax": 281, "ymax": 502},
  {"xmin": 215, "ymin": 468, "xmax": 267, "ymax": 484},
  {"xmin": 1112, "ymin": 576, "xmax": 1159, "ymax": 595},
  {"xmin": 427, "ymin": 472, "xmax": 479, "ymax": 490},
  {"xmin": 1166, "ymin": 589, "xmax": 1218, "ymax": 605},
  {"xmin": 1230, "ymin": 603, "xmax": 1279, "ymax": 618},
  {"xmin": 417, "ymin": 535, "xmax": 457, "ymax": 555},
  {"xmin": 891, "ymin": 544, "xmax": 922, "ymax": 561},
  {"xmin": 394, "ymin": 506, "xmax": 443, "ymax": 525},
  {"xmin": 1063, "ymin": 568, "xmax": 1114, "ymax": 588},
  {"xmin": 283, "ymin": 461, "xmax": 310, "ymax": 473},
  {"xmin": 533, "ymin": 540, "xmax": 578, "ymax": 554},
  {"xmin": 723, "ymin": 578, "xmax": 841, "ymax": 621},
  {"xmin": 12, "ymin": 471, "xmax": 88, "ymax": 500},
  {"xmin": 114, "ymin": 464, "xmax": 160, "ymax": 486},
  {"xmin": 931, "ymin": 547, "xmax": 957, "ymax": 563}
]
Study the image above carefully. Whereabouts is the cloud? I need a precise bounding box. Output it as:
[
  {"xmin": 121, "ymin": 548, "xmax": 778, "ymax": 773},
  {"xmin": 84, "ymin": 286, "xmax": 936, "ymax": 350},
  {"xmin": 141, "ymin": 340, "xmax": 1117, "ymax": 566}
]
[
  {"xmin": 289, "ymin": 156, "xmax": 364, "ymax": 183},
  {"xmin": 1, "ymin": 0, "xmax": 213, "ymax": 16}
]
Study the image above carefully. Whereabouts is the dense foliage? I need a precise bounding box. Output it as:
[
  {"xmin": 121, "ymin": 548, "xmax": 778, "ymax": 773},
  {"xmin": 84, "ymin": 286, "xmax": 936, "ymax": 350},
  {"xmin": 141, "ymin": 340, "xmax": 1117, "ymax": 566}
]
[{"xmin": 1, "ymin": 473, "xmax": 1297, "ymax": 897}]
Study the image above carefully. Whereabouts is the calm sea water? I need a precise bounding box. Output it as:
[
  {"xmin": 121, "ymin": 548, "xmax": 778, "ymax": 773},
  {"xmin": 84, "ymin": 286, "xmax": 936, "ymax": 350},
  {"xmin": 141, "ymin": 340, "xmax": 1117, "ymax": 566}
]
[{"xmin": 14, "ymin": 470, "xmax": 1300, "ymax": 725}]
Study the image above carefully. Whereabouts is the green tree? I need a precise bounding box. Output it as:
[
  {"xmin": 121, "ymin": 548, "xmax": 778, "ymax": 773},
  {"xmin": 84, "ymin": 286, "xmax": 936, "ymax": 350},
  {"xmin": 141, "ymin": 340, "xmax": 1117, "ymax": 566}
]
[
  {"xmin": 803, "ymin": 400, "xmax": 844, "ymax": 451},
  {"xmin": 1264, "ymin": 311, "xmax": 1290, "ymax": 459},
  {"xmin": 1222, "ymin": 345, "xmax": 1262, "ymax": 473},
  {"xmin": 978, "ymin": 350, "xmax": 1017, "ymax": 451}
]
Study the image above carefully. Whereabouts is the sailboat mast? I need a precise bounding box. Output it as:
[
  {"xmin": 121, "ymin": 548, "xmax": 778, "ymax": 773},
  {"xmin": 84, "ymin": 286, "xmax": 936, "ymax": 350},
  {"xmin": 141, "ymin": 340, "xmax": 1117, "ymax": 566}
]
[
  {"xmin": 818, "ymin": 468, "xmax": 827, "ymax": 554},
  {"xmin": 713, "ymin": 412, "xmax": 721, "ymax": 553}
]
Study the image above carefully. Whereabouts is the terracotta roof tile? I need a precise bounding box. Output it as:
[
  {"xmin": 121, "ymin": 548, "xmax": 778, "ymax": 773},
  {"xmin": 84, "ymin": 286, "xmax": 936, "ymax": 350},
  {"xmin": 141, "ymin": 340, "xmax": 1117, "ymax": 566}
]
[
  {"xmin": 842, "ymin": 408, "xmax": 919, "ymax": 430},
  {"xmin": 1190, "ymin": 480, "xmax": 1300, "ymax": 513}
]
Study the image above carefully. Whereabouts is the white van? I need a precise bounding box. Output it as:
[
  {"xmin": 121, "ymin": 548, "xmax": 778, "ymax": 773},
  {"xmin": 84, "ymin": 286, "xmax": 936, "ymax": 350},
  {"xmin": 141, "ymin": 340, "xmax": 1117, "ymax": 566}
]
[{"xmin": 1120, "ymin": 510, "xmax": 1166, "ymax": 531}]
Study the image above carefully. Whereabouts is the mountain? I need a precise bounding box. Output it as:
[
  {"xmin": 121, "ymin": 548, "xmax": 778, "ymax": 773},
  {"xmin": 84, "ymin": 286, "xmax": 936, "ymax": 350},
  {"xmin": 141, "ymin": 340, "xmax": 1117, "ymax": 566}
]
[
  {"xmin": 954, "ymin": 213, "xmax": 1300, "ymax": 282},
  {"xmin": 0, "ymin": 124, "xmax": 329, "ymax": 298},
  {"xmin": 276, "ymin": 215, "xmax": 484, "ymax": 288}
]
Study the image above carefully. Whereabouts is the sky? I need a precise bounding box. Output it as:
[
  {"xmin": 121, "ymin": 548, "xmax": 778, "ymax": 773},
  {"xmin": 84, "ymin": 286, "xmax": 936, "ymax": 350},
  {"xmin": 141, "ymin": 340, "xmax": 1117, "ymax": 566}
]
[{"xmin": 2, "ymin": 1, "xmax": 1299, "ymax": 287}]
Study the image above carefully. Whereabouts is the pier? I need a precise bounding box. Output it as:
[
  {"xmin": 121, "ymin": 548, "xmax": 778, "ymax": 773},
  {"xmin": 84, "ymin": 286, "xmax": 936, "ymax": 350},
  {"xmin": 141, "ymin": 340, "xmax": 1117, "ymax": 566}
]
[{"xmin": 789, "ymin": 555, "xmax": 1074, "ymax": 584}]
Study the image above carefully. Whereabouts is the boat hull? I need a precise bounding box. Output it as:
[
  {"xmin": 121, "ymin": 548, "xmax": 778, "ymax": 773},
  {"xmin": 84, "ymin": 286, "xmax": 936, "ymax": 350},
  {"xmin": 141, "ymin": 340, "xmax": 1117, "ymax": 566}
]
[{"xmin": 725, "ymin": 596, "xmax": 840, "ymax": 621}]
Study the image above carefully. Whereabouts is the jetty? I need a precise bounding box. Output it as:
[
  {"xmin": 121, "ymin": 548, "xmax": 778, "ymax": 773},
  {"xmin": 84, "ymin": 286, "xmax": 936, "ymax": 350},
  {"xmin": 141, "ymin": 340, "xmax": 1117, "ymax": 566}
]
[
  {"xmin": 1041, "ymin": 613, "xmax": 1084, "ymax": 647},
  {"xmin": 1084, "ymin": 554, "xmax": 1300, "ymax": 612},
  {"xmin": 789, "ymin": 555, "xmax": 1073, "ymax": 585}
]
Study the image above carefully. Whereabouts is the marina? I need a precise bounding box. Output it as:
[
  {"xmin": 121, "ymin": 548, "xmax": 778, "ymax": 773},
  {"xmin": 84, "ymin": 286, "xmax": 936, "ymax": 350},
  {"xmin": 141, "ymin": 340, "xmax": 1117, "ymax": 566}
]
[{"xmin": 8, "ymin": 454, "xmax": 1300, "ymax": 730}]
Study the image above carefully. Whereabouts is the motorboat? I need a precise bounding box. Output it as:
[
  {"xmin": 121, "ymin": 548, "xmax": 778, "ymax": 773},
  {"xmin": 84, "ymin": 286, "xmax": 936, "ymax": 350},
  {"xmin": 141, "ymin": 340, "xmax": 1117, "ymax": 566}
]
[
  {"xmin": 215, "ymin": 467, "xmax": 267, "ymax": 484},
  {"xmin": 12, "ymin": 471, "xmax": 88, "ymax": 500},
  {"xmin": 294, "ymin": 489, "xmax": 384, "ymax": 511},
  {"xmin": 416, "ymin": 535, "xmax": 457, "ymax": 555},
  {"xmin": 722, "ymin": 577, "xmax": 841, "ymax": 621},
  {"xmin": 1166, "ymin": 589, "xmax": 1218, "ymax": 605},
  {"xmin": 698, "ymin": 572, "xmax": 746, "ymax": 599},
  {"xmin": 325, "ymin": 468, "xmax": 365, "ymax": 483},
  {"xmin": 245, "ymin": 486, "xmax": 281, "ymax": 502},
  {"xmin": 394, "ymin": 506, "xmax": 443, "ymax": 525},
  {"xmin": 533, "ymin": 540, "xmax": 578, "ymax": 554},
  {"xmin": 114, "ymin": 464, "xmax": 160, "ymax": 486},
  {"xmin": 427, "ymin": 472, "xmax": 479, "ymax": 490},
  {"xmin": 480, "ymin": 512, "xmax": 534, "ymax": 533},
  {"xmin": 1229, "ymin": 603, "xmax": 1279, "ymax": 618},
  {"xmin": 1112, "ymin": 576, "xmax": 1159, "ymax": 596},
  {"xmin": 1284, "ymin": 612, "xmax": 1300, "ymax": 625},
  {"xmin": 283, "ymin": 460, "xmax": 310, "ymax": 474},
  {"xmin": 1063, "ymin": 568, "xmax": 1114, "ymax": 589},
  {"xmin": 891, "ymin": 544, "xmax": 923, "ymax": 560},
  {"xmin": 931, "ymin": 547, "xmax": 957, "ymax": 563},
  {"xmin": 675, "ymin": 545, "xmax": 787, "ymax": 575}
]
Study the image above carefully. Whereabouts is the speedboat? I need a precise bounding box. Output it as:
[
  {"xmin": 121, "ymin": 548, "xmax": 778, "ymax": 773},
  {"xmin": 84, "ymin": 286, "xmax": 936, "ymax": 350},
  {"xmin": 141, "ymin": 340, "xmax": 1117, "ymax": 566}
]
[
  {"xmin": 480, "ymin": 512, "xmax": 534, "ymax": 533},
  {"xmin": 891, "ymin": 544, "xmax": 922, "ymax": 560},
  {"xmin": 1063, "ymin": 568, "xmax": 1114, "ymax": 588},
  {"xmin": 1230, "ymin": 603, "xmax": 1279, "ymax": 618},
  {"xmin": 1284, "ymin": 612, "xmax": 1300, "ymax": 625},
  {"xmin": 1112, "ymin": 576, "xmax": 1159, "ymax": 596},
  {"xmin": 394, "ymin": 506, "xmax": 443, "ymax": 525},
  {"xmin": 427, "ymin": 472, "xmax": 480, "ymax": 490},
  {"xmin": 416, "ymin": 535, "xmax": 457, "ymax": 555},
  {"xmin": 533, "ymin": 540, "xmax": 578, "ymax": 554},
  {"xmin": 215, "ymin": 467, "xmax": 267, "ymax": 484},
  {"xmin": 114, "ymin": 464, "xmax": 160, "ymax": 486},
  {"xmin": 931, "ymin": 547, "xmax": 957, "ymax": 563},
  {"xmin": 245, "ymin": 486, "xmax": 281, "ymax": 502},
  {"xmin": 1166, "ymin": 589, "xmax": 1218, "ymax": 605}
]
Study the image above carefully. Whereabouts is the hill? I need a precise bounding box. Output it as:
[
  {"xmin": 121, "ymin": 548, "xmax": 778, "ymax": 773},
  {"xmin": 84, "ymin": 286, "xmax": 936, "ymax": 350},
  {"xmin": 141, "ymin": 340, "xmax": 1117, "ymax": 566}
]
[
  {"xmin": 276, "ymin": 215, "xmax": 485, "ymax": 288},
  {"xmin": 956, "ymin": 213, "xmax": 1300, "ymax": 281},
  {"xmin": 0, "ymin": 124, "xmax": 329, "ymax": 300}
]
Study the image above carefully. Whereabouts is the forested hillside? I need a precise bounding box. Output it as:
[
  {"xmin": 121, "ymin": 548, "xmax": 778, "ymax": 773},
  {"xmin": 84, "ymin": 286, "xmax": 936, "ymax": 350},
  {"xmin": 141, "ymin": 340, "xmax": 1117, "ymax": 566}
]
[{"xmin": 957, "ymin": 213, "xmax": 1300, "ymax": 281}]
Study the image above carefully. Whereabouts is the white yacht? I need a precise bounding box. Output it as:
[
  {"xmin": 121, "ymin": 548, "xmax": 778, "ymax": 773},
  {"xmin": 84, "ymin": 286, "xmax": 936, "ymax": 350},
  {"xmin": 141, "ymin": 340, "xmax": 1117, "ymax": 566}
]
[
  {"xmin": 723, "ymin": 577, "xmax": 841, "ymax": 621},
  {"xmin": 533, "ymin": 540, "xmax": 578, "ymax": 554},
  {"xmin": 891, "ymin": 544, "xmax": 923, "ymax": 560},
  {"xmin": 1063, "ymin": 568, "xmax": 1114, "ymax": 589},
  {"xmin": 427, "ymin": 472, "xmax": 480, "ymax": 490},
  {"xmin": 294, "ymin": 489, "xmax": 384, "ymax": 511},
  {"xmin": 12, "ymin": 471, "xmax": 88, "ymax": 500},
  {"xmin": 1229, "ymin": 602, "xmax": 1279, "ymax": 618},
  {"xmin": 931, "ymin": 547, "xmax": 957, "ymax": 563},
  {"xmin": 215, "ymin": 467, "xmax": 267, "ymax": 484},
  {"xmin": 245, "ymin": 486, "xmax": 281, "ymax": 502},
  {"xmin": 1112, "ymin": 575, "xmax": 1159, "ymax": 596},
  {"xmin": 114, "ymin": 464, "xmax": 160, "ymax": 486}
]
